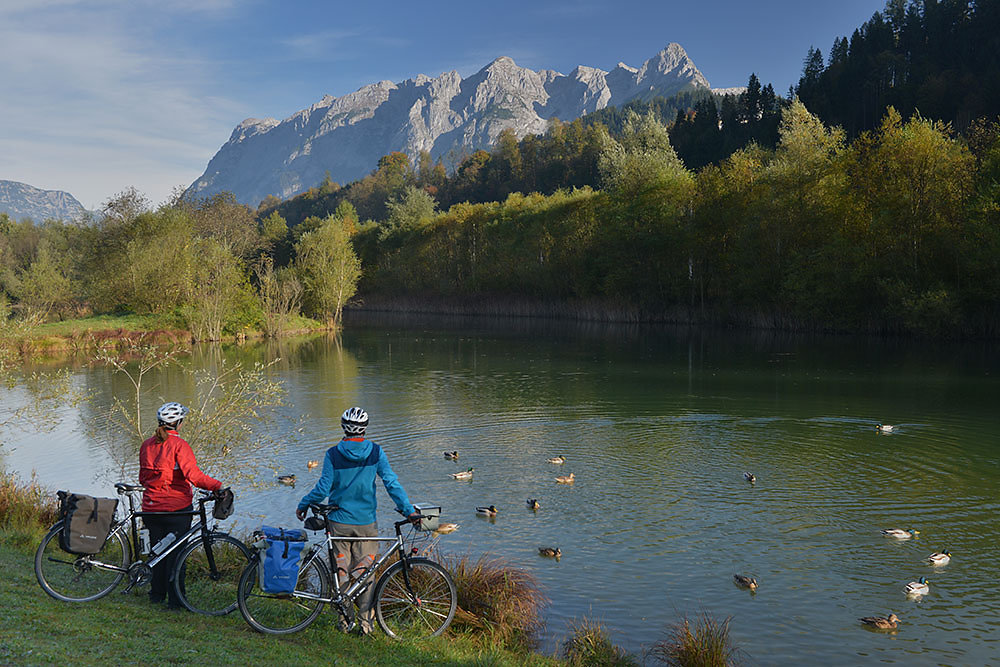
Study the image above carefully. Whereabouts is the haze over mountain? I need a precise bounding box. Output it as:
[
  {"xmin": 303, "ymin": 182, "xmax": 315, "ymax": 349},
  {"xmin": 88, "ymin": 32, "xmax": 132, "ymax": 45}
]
[
  {"xmin": 187, "ymin": 43, "xmax": 718, "ymax": 206},
  {"xmin": 0, "ymin": 180, "xmax": 88, "ymax": 222}
]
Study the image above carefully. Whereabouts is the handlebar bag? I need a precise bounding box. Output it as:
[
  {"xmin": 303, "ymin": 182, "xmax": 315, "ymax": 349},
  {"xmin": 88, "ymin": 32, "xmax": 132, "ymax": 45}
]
[
  {"xmin": 212, "ymin": 488, "xmax": 234, "ymax": 520},
  {"xmin": 58, "ymin": 492, "xmax": 119, "ymax": 555},
  {"xmin": 258, "ymin": 526, "xmax": 307, "ymax": 594}
]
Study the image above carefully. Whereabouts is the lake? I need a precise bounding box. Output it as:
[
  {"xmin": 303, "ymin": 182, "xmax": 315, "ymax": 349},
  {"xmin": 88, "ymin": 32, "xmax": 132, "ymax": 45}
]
[{"xmin": 5, "ymin": 313, "xmax": 1000, "ymax": 664}]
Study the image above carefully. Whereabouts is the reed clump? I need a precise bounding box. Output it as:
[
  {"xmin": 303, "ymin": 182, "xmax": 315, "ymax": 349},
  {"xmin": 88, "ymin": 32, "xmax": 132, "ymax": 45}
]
[
  {"xmin": 561, "ymin": 617, "xmax": 636, "ymax": 666},
  {"xmin": 647, "ymin": 612, "xmax": 740, "ymax": 667},
  {"xmin": 443, "ymin": 553, "xmax": 547, "ymax": 650},
  {"xmin": 0, "ymin": 470, "xmax": 59, "ymax": 545}
]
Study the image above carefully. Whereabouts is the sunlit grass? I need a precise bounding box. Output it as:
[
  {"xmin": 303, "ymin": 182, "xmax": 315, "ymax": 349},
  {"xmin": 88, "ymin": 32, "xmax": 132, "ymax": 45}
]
[
  {"xmin": 647, "ymin": 612, "xmax": 740, "ymax": 667},
  {"xmin": 561, "ymin": 617, "xmax": 635, "ymax": 666},
  {"xmin": 0, "ymin": 470, "xmax": 59, "ymax": 547}
]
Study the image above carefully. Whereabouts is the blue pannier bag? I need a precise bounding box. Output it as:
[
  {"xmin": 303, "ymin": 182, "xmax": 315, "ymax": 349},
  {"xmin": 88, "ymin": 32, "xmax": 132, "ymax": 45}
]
[{"xmin": 259, "ymin": 526, "xmax": 307, "ymax": 594}]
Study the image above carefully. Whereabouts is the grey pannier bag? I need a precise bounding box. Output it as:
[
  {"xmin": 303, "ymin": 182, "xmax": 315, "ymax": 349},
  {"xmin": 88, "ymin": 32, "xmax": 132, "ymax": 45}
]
[{"xmin": 57, "ymin": 491, "xmax": 119, "ymax": 555}]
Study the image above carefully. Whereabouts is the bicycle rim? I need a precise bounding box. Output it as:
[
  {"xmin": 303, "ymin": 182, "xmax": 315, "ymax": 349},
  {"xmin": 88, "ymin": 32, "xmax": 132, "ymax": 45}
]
[
  {"xmin": 34, "ymin": 521, "xmax": 129, "ymax": 602},
  {"xmin": 237, "ymin": 557, "xmax": 329, "ymax": 634},
  {"xmin": 174, "ymin": 533, "xmax": 251, "ymax": 615},
  {"xmin": 374, "ymin": 559, "xmax": 456, "ymax": 639}
]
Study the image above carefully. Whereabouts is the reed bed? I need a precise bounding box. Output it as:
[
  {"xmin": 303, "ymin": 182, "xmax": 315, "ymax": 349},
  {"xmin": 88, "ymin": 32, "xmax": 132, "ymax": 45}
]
[
  {"xmin": 561, "ymin": 617, "xmax": 636, "ymax": 666},
  {"xmin": 442, "ymin": 552, "xmax": 548, "ymax": 650},
  {"xmin": 647, "ymin": 612, "xmax": 740, "ymax": 667},
  {"xmin": 0, "ymin": 470, "xmax": 59, "ymax": 545}
]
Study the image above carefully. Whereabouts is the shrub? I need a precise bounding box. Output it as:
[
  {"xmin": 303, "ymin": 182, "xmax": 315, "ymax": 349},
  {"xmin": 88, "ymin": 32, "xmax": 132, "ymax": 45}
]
[
  {"xmin": 562, "ymin": 617, "xmax": 636, "ymax": 666},
  {"xmin": 647, "ymin": 612, "xmax": 740, "ymax": 667},
  {"xmin": 442, "ymin": 553, "xmax": 547, "ymax": 650},
  {"xmin": 0, "ymin": 470, "xmax": 59, "ymax": 546}
]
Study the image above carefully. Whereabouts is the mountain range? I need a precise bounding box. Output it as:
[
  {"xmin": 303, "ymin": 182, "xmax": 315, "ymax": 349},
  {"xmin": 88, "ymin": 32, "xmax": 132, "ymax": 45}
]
[
  {"xmin": 0, "ymin": 180, "xmax": 88, "ymax": 222},
  {"xmin": 187, "ymin": 43, "xmax": 722, "ymax": 207}
]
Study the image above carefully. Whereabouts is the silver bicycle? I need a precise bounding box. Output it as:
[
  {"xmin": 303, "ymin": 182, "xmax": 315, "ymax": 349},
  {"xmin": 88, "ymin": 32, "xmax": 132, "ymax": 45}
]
[
  {"xmin": 236, "ymin": 503, "xmax": 457, "ymax": 639},
  {"xmin": 35, "ymin": 482, "xmax": 251, "ymax": 615}
]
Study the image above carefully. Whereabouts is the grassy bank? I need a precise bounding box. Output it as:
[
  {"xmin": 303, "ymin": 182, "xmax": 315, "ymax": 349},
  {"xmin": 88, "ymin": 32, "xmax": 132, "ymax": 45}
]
[
  {"xmin": 0, "ymin": 472, "xmax": 558, "ymax": 666},
  {"xmin": 0, "ymin": 539, "xmax": 558, "ymax": 666},
  {"xmin": 2, "ymin": 313, "xmax": 327, "ymax": 353}
]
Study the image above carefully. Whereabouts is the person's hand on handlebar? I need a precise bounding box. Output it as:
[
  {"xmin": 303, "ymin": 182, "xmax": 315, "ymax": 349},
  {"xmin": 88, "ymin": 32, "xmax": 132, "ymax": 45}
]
[
  {"xmin": 407, "ymin": 512, "xmax": 422, "ymax": 526},
  {"xmin": 296, "ymin": 508, "xmax": 307, "ymax": 521}
]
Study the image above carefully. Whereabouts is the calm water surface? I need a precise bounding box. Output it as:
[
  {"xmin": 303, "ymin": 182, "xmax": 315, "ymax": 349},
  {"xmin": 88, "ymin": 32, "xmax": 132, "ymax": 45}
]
[{"xmin": 5, "ymin": 314, "xmax": 1000, "ymax": 664}]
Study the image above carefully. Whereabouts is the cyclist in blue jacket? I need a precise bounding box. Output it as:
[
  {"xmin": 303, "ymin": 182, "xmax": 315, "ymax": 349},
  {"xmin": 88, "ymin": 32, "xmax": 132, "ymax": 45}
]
[{"xmin": 296, "ymin": 406, "xmax": 419, "ymax": 634}]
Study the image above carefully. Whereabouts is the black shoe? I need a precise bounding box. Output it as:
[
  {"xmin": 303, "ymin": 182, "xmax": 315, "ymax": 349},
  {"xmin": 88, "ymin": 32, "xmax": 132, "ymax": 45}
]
[
  {"xmin": 165, "ymin": 602, "xmax": 186, "ymax": 611},
  {"xmin": 148, "ymin": 593, "xmax": 165, "ymax": 604}
]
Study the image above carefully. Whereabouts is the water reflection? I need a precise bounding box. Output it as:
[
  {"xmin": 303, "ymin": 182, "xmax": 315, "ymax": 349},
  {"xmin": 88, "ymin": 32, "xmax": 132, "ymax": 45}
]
[{"xmin": 4, "ymin": 315, "xmax": 1000, "ymax": 663}]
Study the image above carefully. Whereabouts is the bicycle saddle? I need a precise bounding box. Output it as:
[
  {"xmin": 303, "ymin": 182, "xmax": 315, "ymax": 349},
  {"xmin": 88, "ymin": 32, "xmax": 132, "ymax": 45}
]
[
  {"xmin": 115, "ymin": 482, "xmax": 145, "ymax": 493},
  {"xmin": 309, "ymin": 503, "xmax": 341, "ymax": 514}
]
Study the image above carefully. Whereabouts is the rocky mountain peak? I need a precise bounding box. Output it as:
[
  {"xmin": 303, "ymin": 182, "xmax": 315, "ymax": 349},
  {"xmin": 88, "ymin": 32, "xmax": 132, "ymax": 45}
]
[{"xmin": 188, "ymin": 44, "xmax": 714, "ymax": 206}]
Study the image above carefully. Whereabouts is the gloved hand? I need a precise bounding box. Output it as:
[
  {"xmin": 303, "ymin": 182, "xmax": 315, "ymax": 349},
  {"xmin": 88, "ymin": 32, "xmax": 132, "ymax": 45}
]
[{"xmin": 296, "ymin": 508, "xmax": 307, "ymax": 521}]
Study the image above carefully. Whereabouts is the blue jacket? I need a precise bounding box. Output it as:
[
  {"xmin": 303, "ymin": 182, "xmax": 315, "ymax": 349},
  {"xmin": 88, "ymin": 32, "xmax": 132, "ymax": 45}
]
[{"xmin": 297, "ymin": 437, "xmax": 414, "ymax": 525}]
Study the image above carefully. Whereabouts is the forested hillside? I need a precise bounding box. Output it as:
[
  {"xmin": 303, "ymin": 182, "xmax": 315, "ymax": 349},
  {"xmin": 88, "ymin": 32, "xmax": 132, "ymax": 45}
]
[{"xmin": 797, "ymin": 0, "xmax": 1000, "ymax": 135}]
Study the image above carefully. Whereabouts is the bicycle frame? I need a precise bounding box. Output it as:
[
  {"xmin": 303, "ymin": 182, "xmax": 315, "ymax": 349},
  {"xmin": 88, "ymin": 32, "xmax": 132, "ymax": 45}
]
[{"xmin": 94, "ymin": 488, "xmax": 218, "ymax": 577}]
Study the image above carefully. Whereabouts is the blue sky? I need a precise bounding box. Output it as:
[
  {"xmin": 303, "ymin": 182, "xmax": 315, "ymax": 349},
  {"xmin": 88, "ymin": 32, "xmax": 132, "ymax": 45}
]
[{"xmin": 0, "ymin": 0, "xmax": 887, "ymax": 210}]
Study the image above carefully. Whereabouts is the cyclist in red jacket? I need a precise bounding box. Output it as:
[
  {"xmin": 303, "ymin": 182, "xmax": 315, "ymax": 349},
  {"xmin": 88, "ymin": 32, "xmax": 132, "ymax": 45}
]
[{"xmin": 139, "ymin": 401, "xmax": 223, "ymax": 609}]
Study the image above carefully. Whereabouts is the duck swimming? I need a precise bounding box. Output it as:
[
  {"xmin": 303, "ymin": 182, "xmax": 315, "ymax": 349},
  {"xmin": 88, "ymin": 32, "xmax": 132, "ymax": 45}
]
[
  {"xmin": 434, "ymin": 523, "xmax": 459, "ymax": 534},
  {"xmin": 927, "ymin": 550, "xmax": 951, "ymax": 565},
  {"xmin": 876, "ymin": 424, "xmax": 895, "ymax": 433},
  {"xmin": 547, "ymin": 455, "xmax": 566, "ymax": 464},
  {"xmin": 555, "ymin": 473, "xmax": 575, "ymax": 484},
  {"xmin": 860, "ymin": 613, "xmax": 899, "ymax": 629},
  {"xmin": 444, "ymin": 451, "xmax": 459, "ymax": 460},
  {"xmin": 526, "ymin": 499, "xmax": 540, "ymax": 510},
  {"xmin": 307, "ymin": 460, "xmax": 319, "ymax": 469},
  {"xmin": 881, "ymin": 528, "xmax": 920, "ymax": 539},
  {"xmin": 277, "ymin": 474, "xmax": 296, "ymax": 486},
  {"xmin": 904, "ymin": 577, "xmax": 930, "ymax": 597},
  {"xmin": 733, "ymin": 574, "xmax": 758, "ymax": 591},
  {"xmin": 450, "ymin": 468, "xmax": 474, "ymax": 480},
  {"xmin": 744, "ymin": 472, "xmax": 756, "ymax": 484},
  {"xmin": 538, "ymin": 547, "xmax": 561, "ymax": 558},
  {"xmin": 476, "ymin": 505, "xmax": 498, "ymax": 517}
]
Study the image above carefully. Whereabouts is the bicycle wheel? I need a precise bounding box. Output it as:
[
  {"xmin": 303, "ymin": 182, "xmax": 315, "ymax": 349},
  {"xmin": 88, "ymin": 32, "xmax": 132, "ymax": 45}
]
[
  {"xmin": 374, "ymin": 558, "xmax": 456, "ymax": 639},
  {"xmin": 34, "ymin": 520, "xmax": 130, "ymax": 602},
  {"xmin": 173, "ymin": 533, "xmax": 251, "ymax": 615},
  {"xmin": 237, "ymin": 554, "xmax": 330, "ymax": 634}
]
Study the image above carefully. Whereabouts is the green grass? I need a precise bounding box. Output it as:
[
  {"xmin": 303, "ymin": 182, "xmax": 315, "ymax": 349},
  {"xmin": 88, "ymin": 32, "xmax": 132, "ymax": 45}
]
[
  {"xmin": 0, "ymin": 539, "xmax": 559, "ymax": 666},
  {"xmin": 32, "ymin": 313, "xmax": 184, "ymax": 337},
  {"xmin": 0, "ymin": 473, "xmax": 557, "ymax": 665}
]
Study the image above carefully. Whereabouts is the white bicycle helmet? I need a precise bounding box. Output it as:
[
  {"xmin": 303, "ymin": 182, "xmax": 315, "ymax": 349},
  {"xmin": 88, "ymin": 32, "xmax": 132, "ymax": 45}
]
[
  {"xmin": 157, "ymin": 401, "xmax": 189, "ymax": 426},
  {"xmin": 341, "ymin": 407, "xmax": 369, "ymax": 435}
]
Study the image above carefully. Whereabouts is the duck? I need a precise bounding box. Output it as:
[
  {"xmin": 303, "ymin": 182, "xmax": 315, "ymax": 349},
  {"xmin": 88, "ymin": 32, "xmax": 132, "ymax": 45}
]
[
  {"xmin": 743, "ymin": 472, "xmax": 756, "ymax": 484},
  {"xmin": 434, "ymin": 523, "xmax": 459, "ymax": 534},
  {"xmin": 881, "ymin": 528, "xmax": 920, "ymax": 539},
  {"xmin": 475, "ymin": 505, "xmax": 498, "ymax": 517},
  {"xmin": 927, "ymin": 550, "xmax": 952, "ymax": 565},
  {"xmin": 444, "ymin": 451, "xmax": 459, "ymax": 460},
  {"xmin": 307, "ymin": 460, "xmax": 319, "ymax": 469},
  {"xmin": 860, "ymin": 613, "xmax": 899, "ymax": 630},
  {"xmin": 547, "ymin": 455, "xmax": 566, "ymax": 464},
  {"xmin": 526, "ymin": 499, "xmax": 540, "ymax": 510},
  {"xmin": 904, "ymin": 577, "xmax": 930, "ymax": 597},
  {"xmin": 555, "ymin": 473, "xmax": 575, "ymax": 484},
  {"xmin": 733, "ymin": 574, "xmax": 758, "ymax": 591},
  {"xmin": 876, "ymin": 423, "xmax": 895, "ymax": 433},
  {"xmin": 538, "ymin": 547, "xmax": 561, "ymax": 558},
  {"xmin": 221, "ymin": 445, "xmax": 232, "ymax": 456},
  {"xmin": 277, "ymin": 474, "xmax": 296, "ymax": 486},
  {"xmin": 450, "ymin": 468, "xmax": 474, "ymax": 480}
]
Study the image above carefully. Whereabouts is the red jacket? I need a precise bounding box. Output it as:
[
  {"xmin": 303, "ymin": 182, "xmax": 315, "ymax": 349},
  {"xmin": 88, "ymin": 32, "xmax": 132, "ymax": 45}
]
[{"xmin": 139, "ymin": 430, "xmax": 221, "ymax": 511}]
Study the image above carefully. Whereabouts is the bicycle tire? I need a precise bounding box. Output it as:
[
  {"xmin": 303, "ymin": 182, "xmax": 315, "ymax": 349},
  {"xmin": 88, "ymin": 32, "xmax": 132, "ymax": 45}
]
[
  {"xmin": 374, "ymin": 558, "xmax": 456, "ymax": 639},
  {"xmin": 237, "ymin": 554, "xmax": 331, "ymax": 634},
  {"xmin": 34, "ymin": 520, "xmax": 130, "ymax": 602},
  {"xmin": 173, "ymin": 533, "xmax": 252, "ymax": 615}
]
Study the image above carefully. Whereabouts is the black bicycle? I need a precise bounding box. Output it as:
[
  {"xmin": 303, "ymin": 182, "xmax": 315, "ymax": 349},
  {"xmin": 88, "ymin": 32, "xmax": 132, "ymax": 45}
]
[
  {"xmin": 35, "ymin": 482, "xmax": 251, "ymax": 615},
  {"xmin": 236, "ymin": 503, "xmax": 456, "ymax": 639}
]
